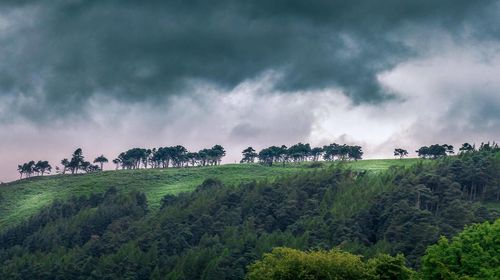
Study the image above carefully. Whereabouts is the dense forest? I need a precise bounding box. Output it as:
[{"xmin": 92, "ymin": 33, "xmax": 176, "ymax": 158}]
[
  {"xmin": 247, "ymin": 219, "xmax": 499, "ymax": 279},
  {"xmin": 1, "ymin": 146, "xmax": 499, "ymax": 279}
]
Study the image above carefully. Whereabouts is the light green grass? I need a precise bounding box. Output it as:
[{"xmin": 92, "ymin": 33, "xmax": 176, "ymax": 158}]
[
  {"xmin": 0, "ymin": 158, "xmax": 421, "ymax": 230},
  {"xmin": 335, "ymin": 157, "xmax": 423, "ymax": 171}
]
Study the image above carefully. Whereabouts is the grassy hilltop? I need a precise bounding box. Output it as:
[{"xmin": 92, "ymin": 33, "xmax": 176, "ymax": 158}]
[
  {"xmin": 0, "ymin": 158, "xmax": 421, "ymax": 229},
  {"xmin": 0, "ymin": 151, "xmax": 498, "ymax": 279}
]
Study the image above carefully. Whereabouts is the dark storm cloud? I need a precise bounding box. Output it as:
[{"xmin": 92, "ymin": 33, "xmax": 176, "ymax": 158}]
[
  {"xmin": 230, "ymin": 123, "xmax": 262, "ymax": 140},
  {"xmin": 447, "ymin": 91, "xmax": 500, "ymax": 132},
  {"xmin": 0, "ymin": 0, "xmax": 499, "ymax": 121}
]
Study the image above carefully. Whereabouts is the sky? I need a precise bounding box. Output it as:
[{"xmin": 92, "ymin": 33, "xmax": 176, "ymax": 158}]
[{"xmin": 1, "ymin": 1, "xmax": 500, "ymax": 182}]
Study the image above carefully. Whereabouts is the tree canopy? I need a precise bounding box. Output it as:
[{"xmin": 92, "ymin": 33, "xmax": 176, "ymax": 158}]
[
  {"xmin": 394, "ymin": 148, "xmax": 408, "ymax": 159},
  {"xmin": 17, "ymin": 160, "xmax": 52, "ymax": 179},
  {"xmin": 252, "ymin": 142, "xmax": 363, "ymax": 166},
  {"xmin": 93, "ymin": 155, "xmax": 109, "ymax": 171},
  {"xmin": 240, "ymin": 147, "xmax": 258, "ymax": 163},
  {"xmin": 421, "ymin": 219, "xmax": 500, "ymax": 280},
  {"xmin": 247, "ymin": 247, "xmax": 413, "ymax": 280},
  {"xmin": 113, "ymin": 144, "xmax": 226, "ymax": 170},
  {"xmin": 60, "ymin": 148, "xmax": 100, "ymax": 174},
  {"xmin": 416, "ymin": 144, "xmax": 454, "ymax": 159}
]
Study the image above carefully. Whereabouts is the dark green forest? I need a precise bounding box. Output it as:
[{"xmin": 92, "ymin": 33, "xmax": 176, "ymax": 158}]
[{"xmin": 1, "ymin": 149, "xmax": 499, "ymax": 279}]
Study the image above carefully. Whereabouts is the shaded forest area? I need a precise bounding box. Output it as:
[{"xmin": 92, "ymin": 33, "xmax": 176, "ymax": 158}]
[{"xmin": 1, "ymin": 149, "xmax": 499, "ymax": 279}]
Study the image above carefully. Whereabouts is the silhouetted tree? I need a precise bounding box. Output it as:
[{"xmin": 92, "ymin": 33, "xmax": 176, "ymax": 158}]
[
  {"xmin": 347, "ymin": 145, "xmax": 363, "ymax": 161},
  {"xmin": 114, "ymin": 145, "xmax": 227, "ymax": 169},
  {"xmin": 394, "ymin": 148, "xmax": 409, "ymax": 159},
  {"xmin": 323, "ymin": 143, "xmax": 340, "ymax": 161},
  {"xmin": 442, "ymin": 144, "xmax": 454, "ymax": 155},
  {"xmin": 258, "ymin": 147, "xmax": 276, "ymax": 166},
  {"xmin": 93, "ymin": 155, "xmax": 109, "ymax": 171},
  {"xmin": 288, "ymin": 143, "xmax": 311, "ymax": 162},
  {"xmin": 144, "ymin": 149, "xmax": 153, "ymax": 168},
  {"xmin": 34, "ymin": 160, "xmax": 52, "ymax": 175},
  {"xmin": 117, "ymin": 148, "xmax": 147, "ymax": 169},
  {"xmin": 186, "ymin": 152, "xmax": 199, "ymax": 167},
  {"xmin": 241, "ymin": 147, "xmax": 258, "ymax": 163},
  {"xmin": 210, "ymin": 145, "xmax": 226, "ymax": 165},
  {"xmin": 82, "ymin": 162, "xmax": 100, "ymax": 173},
  {"xmin": 17, "ymin": 160, "xmax": 51, "ymax": 178},
  {"xmin": 322, "ymin": 143, "xmax": 363, "ymax": 161},
  {"xmin": 60, "ymin": 148, "xmax": 95, "ymax": 174},
  {"xmin": 459, "ymin": 143, "xmax": 475, "ymax": 154},
  {"xmin": 18, "ymin": 161, "xmax": 36, "ymax": 178},
  {"xmin": 416, "ymin": 146, "xmax": 430, "ymax": 159},
  {"xmin": 171, "ymin": 145, "xmax": 188, "ymax": 167},
  {"xmin": 60, "ymin": 159, "xmax": 70, "ymax": 174},
  {"xmin": 478, "ymin": 141, "xmax": 499, "ymax": 152},
  {"xmin": 310, "ymin": 147, "xmax": 323, "ymax": 161},
  {"xmin": 68, "ymin": 148, "xmax": 85, "ymax": 174},
  {"xmin": 17, "ymin": 165, "xmax": 23, "ymax": 179},
  {"xmin": 417, "ymin": 144, "xmax": 453, "ymax": 159},
  {"xmin": 198, "ymin": 149, "xmax": 209, "ymax": 166},
  {"xmin": 112, "ymin": 158, "xmax": 120, "ymax": 170}
]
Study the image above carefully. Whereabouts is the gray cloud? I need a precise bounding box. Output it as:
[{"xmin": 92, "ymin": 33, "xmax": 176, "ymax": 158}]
[
  {"xmin": 447, "ymin": 92, "xmax": 500, "ymax": 131},
  {"xmin": 1, "ymin": 0, "xmax": 499, "ymax": 122},
  {"xmin": 230, "ymin": 123, "xmax": 262, "ymax": 140},
  {"xmin": 1, "ymin": 1, "xmax": 500, "ymax": 182},
  {"xmin": 372, "ymin": 44, "xmax": 500, "ymax": 157}
]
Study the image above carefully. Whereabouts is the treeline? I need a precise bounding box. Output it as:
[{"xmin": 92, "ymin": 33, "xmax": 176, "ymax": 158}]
[
  {"xmin": 241, "ymin": 142, "xmax": 363, "ymax": 165},
  {"xmin": 14, "ymin": 141, "xmax": 499, "ymax": 179},
  {"xmin": 1, "ymin": 148, "xmax": 498, "ymax": 278},
  {"xmin": 19, "ymin": 149, "xmax": 104, "ymax": 177},
  {"xmin": 415, "ymin": 142, "xmax": 498, "ymax": 159},
  {"xmin": 17, "ymin": 160, "xmax": 52, "ymax": 179},
  {"xmin": 112, "ymin": 144, "xmax": 226, "ymax": 169},
  {"xmin": 17, "ymin": 145, "xmax": 227, "ymax": 178},
  {"xmin": 59, "ymin": 148, "xmax": 101, "ymax": 174},
  {"xmin": 244, "ymin": 141, "xmax": 499, "ymax": 166}
]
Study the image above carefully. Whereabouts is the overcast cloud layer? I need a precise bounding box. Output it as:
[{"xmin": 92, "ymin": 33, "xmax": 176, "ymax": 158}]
[{"xmin": 1, "ymin": 1, "xmax": 500, "ymax": 181}]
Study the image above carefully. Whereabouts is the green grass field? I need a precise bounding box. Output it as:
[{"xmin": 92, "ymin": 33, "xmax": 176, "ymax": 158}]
[{"xmin": 0, "ymin": 158, "xmax": 422, "ymax": 230}]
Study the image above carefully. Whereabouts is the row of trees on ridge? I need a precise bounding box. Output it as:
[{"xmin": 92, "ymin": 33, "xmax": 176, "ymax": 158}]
[
  {"xmin": 241, "ymin": 143, "xmax": 364, "ymax": 166},
  {"xmin": 17, "ymin": 161, "xmax": 52, "ymax": 179},
  {"xmin": 17, "ymin": 145, "xmax": 227, "ymax": 178},
  {"xmin": 59, "ymin": 148, "xmax": 102, "ymax": 174},
  {"xmin": 112, "ymin": 145, "xmax": 226, "ymax": 169},
  {"xmin": 16, "ymin": 142, "xmax": 498, "ymax": 178},
  {"xmin": 393, "ymin": 142, "xmax": 498, "ymax": 159}
]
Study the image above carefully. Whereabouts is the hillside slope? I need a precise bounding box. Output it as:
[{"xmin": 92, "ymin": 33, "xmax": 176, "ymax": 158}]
[
  {"xmin": 0, "ymin": 152, "xmax": 498, "ymax": 279},
  {"xmin": 0, "ymin": 158, "xmax": 420, "ymax": 229}
]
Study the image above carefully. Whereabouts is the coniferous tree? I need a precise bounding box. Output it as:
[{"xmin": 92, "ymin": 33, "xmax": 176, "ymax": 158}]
[
  {"xmin": 61, "ymin": 158, "xmax": 70, "ymax": 174},
  {"xmin": 34, "ymin": 160, "xmax": 52, "ymax": 175},
  {"xmin": 112, "ymin": 158, "xmax": 121, "ymax": 170},
  {"xmin": 459, "ymin": 142, "xmax": 475, "ymax": 154},
  {"xmin": 93, "ymin": 155, "xmax": 109, "ymax": 171},
  {"xmin": 241, "ymin": 147, "xmax": 258, "ymax": 163}
]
